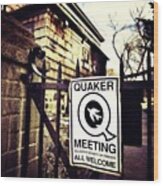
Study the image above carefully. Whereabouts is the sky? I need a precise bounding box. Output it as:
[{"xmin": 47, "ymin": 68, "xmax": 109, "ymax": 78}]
[{"xmin": 77, "ymin": 0, "xmax": 153, "ymax": 74}]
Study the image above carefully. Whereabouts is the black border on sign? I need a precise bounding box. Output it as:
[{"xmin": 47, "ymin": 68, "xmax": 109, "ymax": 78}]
[{"xmin": 70, "ymin": 77, "xmax": 121, "ymax": 175}]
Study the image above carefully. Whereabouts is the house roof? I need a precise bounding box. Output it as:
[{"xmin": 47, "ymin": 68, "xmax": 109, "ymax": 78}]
[{"xmin": 67, "ymin": 3, "xmax": 104, "ymax": 42}]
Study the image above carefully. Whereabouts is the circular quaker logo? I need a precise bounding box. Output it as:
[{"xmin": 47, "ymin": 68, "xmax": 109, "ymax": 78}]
[
  {"xmin": 78, "ymin": 92, "xmax": 114, "ymax": 141},
  {"xmin": 85, "ymin": 100, "xmax": 103, "ymax": 128}
]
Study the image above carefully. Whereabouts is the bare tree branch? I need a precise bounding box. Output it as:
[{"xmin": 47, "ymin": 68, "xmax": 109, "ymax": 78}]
[{"xmin": 108, "ymin": 4, "xmax": 151, "ymax": 80}]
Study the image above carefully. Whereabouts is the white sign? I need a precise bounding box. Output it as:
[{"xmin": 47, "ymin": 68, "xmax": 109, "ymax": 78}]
[{"xmin": 69, "ymin": 77, "xmax": 122, "ymax": 176}]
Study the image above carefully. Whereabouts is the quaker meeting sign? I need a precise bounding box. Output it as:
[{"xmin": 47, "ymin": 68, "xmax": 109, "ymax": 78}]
[{"xmin": 69, "ymin": 77, "xmax": 122, "ymax": 175}]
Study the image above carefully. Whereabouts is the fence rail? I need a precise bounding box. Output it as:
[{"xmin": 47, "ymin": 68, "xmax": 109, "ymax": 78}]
[{"xmin": 21, "ymin": 55, "xmax": 80, "ymax": 178}]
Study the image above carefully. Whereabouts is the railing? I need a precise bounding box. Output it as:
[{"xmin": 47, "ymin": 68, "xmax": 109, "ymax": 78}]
[{"xmin": 21, "ymin": 47, "xmax": 80, "ymax": 178}]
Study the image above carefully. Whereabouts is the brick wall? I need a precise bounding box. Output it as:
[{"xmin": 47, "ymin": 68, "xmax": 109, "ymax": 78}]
[
  {"xmin": 20, "ymin": 8, "xmax": 93, "ymax": 79},
  {"xmin": 1, "ymin": 15, "xmax": 40, "ymax": 177}
]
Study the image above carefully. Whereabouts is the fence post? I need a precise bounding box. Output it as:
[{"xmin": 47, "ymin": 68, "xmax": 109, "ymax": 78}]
[
  {"xmin": 147, "ymin": 49, "xmax": 153, "ymax": 180},
  {"xmin": 21, "ymin": 54, "xmax": 33, "ymax": 177},
  {"xmin": 38, "ymin": 59, "xmax": 46, "ymax": 177},
  {"xmin": 76, "ymin": 59, "xmax": 80, "ymax": 77},
  {"xmin": 120, "ymin": 58, "xmax": 124, "ymax": 180},
  {"xmin": 54, "ymin": 63, "xmax": 62, "ymax": 178},
  {"xmin": 21, "ymin": 87, "xmax": 31, "ymax": 177}
]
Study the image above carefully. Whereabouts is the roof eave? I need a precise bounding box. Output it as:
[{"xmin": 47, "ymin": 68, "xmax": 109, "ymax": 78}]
[{"xmin": 68, "ymin": 3, "xmax": 105, "ymax": 43}]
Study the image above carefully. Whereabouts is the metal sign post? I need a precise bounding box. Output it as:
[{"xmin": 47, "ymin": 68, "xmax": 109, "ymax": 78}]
[{"xmin": 69, "ymin": 77, "xmax": 122, "ymax": 176}]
